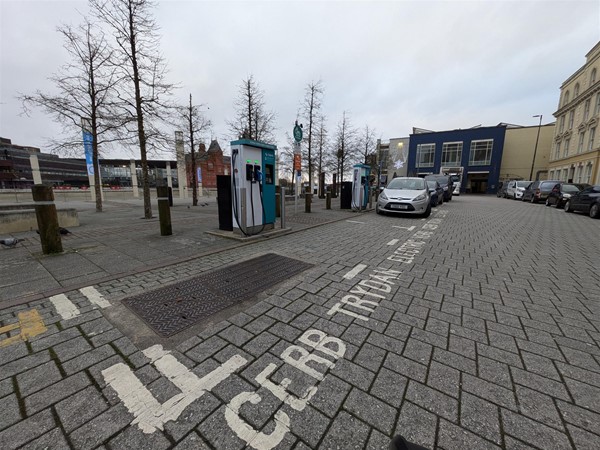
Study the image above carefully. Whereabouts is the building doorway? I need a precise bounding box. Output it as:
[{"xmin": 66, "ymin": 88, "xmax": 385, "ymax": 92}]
[{"xmin": 466, "ymin": 172, "xmax": 489, "ymax": 194}]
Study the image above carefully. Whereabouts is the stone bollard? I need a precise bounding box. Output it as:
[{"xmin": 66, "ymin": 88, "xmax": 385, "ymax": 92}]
[
  {"xmin": 157, "ymin": 186, "xmax": 172, "ymax": 236},
  {"xmin": 326, "ymin": 192, "xmax": 331, "ymax": 210},
  {"xmin": 32, "ymin": 185, "xmax": 63, "ymax": 254},
  {"xmin": 305, "ymin": 193, "xmax": 312, "ymax": 213}
]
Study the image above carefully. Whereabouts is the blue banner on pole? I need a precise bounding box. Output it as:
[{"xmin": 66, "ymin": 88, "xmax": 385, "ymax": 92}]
[
  {"xmin": 82, "ymin": 130, "xmax": 94, "ymax": 176},
  {"xmin": 197, "ymin": 167, "xmax": 202, "ymax": 184}
]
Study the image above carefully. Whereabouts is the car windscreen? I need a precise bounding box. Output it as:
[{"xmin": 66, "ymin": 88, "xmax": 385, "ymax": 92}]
[
  {"xmin": 562, "ymin": 184, "xmax": 580, "ymax": 193},
  {"xmin": 425, "ymin": 175, "xmax": 449, "ymax": 184},
  {"xmin": 540, "ymin": 182, "xmax": 558, "ymax": 190},
  {"xmin": 426, "ymin": 181, "xmax": 438, "ymax": 189},
  {"xmin": 387, "ymin": 178, "xmax": 426, "ymax": 190},
  {"xmin": 516, "ymin": 181, "xmax": 530, "ymax": 187}
]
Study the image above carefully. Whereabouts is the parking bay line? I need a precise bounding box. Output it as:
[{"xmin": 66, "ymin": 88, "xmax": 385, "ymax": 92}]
[
  {"xmin": 346, "ymin": 220, "xmax": 365, "ymax": 224},
  {"xmin": 387, "ymin": 239, "xmax": 399, "ymax": 246},
  {"xmin": 343, "ymin": 264, "xmax": 367, "ymax": 279}
]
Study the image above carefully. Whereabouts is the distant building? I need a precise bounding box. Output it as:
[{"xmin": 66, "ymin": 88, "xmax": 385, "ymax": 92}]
[
  {"xmin": 407, "ymin": 125, "xmax": 506, "ymax": 194},
  {"xmin": 549, "ymin": 41, "xmax": 600, "ymax": 184},
  {"xmin": 0, "ymin": 137, "xmax": 87, "ymax": 189},
  {"xmin": 188, "ymin": 140, "xmax": 230, "ymax": 190},
  {"xmin": 501, "ymin": 123, "xmax": 555, "ymax": 182}
]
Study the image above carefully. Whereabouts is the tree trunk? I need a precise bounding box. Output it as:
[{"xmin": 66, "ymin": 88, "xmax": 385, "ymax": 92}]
[{"xmin": 189, "ymin": 94, "xmax": 198, "ymax": 206}]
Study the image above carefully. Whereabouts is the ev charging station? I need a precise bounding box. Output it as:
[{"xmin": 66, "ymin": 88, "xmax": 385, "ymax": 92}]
[
  {"xmin": 230, "ymin": 139, "xmax": 276, "ymax": 236},
  {"xmin": 352, "ymin": 164, "xmax": 371, "ymax": 210}
]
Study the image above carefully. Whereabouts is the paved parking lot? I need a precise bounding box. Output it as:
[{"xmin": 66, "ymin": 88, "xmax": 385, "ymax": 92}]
[{"xmin": 1, "ymin": 195, "xmax": 599, "ymax": 449}]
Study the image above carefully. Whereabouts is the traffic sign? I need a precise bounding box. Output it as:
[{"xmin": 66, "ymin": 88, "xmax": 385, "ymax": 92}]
[
  {"xmin": 293, "ymin": 123, "xmax": 303, "ymax": 143},
  {"xmin": 294, "ymin": 153, "xmax": 301, "ymax": 171}
]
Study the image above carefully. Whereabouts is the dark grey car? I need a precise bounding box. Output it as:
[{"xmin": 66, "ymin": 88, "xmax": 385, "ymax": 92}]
[
  {"xmin": 424, "ymin": 175, "xmax": 453, "ymax": 201},
  {"xmin": 522, "ymin": 180, "xmax": 560, "ymax": 203}
]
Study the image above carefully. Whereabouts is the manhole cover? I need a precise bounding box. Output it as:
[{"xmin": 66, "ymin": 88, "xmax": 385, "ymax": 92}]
[{"xmin": 122, "ymin": 253, "xmax": 313, "ymax": 336}]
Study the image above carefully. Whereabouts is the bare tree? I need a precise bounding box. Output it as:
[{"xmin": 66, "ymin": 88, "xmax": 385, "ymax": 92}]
[
  {"xmin": 228, "ymin": 75, "xmax": 275, "ymax": 143},
  {"xmin": 358, "ymin": 124, "xmax": 377, "ymax": 165},
  {"xmin": 300, "ymin": 80, "xmax": 323, "ymax": 194},
  {"xmin": 173, "ymin": 94, "xmax": 211, "ymax": 206},
  {"xmin": 334, "ymin": 111, "xmax": 357, "ymax": 183},
  {"xmin": 20, "ymin": 19, "xmax": 121, "ymax": 212},
  {"xmin": 315, "ymin": 115, "xmax": 328, "ymax": 197},
  {"xmin": 91, "ymin": 0, "xmax": 176, "ymax": 219}
]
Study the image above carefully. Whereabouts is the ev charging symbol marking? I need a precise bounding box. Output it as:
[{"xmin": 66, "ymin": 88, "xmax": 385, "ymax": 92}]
[{"xmin": 102, "ymin": 344, "xmax": 247, "ymax": 434}]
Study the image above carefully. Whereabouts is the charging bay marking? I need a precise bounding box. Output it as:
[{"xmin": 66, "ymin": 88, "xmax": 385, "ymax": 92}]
[{"xmin": 122, "ymin": 253, "xmax": 313, "ymax": 337}]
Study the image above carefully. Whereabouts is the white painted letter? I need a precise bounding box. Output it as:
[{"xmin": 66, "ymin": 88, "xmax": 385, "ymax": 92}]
[{"xmin": 280, "ymin": 345, "xmax": 334, "ymax": 380}]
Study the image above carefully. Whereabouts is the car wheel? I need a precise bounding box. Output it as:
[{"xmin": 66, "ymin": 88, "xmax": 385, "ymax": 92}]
[
  {"xmin": 376, "ymin": 204, "xmax": 383, "ymax": 215},
  {"xmin": 439, "ymin": 196, "xmax": 443, "ymax": 205},
  {"xmin": 422, "ymin": 204, "xmax": 431, "ymax": 218},
  {"xmin": 545, "ymin": 198, "xmax": 551, "ymax": 207},
  {"xmin": 564, "ymin": 200, "xmax": 573, "ymax": 213},
  {"xmin": 531, "ymin": 196, "xmax": 536, "ymax": 204},
  {"xmin": 590, "ymin": 203, "xmax": 600, "ymax": 219}
]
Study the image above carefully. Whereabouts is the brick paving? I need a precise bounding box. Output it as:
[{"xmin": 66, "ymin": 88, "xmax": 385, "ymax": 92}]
[{"xmin": 0, "ymin": 196, "xmax": 599, "ymax": 449}]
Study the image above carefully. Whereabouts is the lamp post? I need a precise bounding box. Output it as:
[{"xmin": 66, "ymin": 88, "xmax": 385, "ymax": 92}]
[{"xmin": 529, "ymin": 114, "xmax": 543, "ymax": 181}]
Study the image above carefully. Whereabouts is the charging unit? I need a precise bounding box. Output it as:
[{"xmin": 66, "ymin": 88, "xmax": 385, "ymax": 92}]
[
  {"xmin": 351, "ymin": 164, "xmax": 371, "ymax": 210},
  {"xmin": 230, "ymin": 139, "xmax": 276, "ymax": 235}
]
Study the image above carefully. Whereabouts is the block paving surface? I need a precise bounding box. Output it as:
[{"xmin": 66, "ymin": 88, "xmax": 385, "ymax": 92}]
[{"xmin": 1, "ymin": 195, "xmax": 600, "ymax": 449}]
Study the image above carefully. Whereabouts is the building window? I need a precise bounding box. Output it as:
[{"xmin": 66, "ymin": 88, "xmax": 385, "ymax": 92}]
[
  {"xmin": 416, "ymin": 143, "xmax": 435, "ymax": 168},
  {"xmin": 554, "ymin": 141, "xmax": 561, "ymax": 160},
  {"xmin": 575, "ymin": 165, "xmax": 583, "ymax": 183},
  {"xmin": 562, "ymin": 168, "xmax": 568, "ymax": 181},
  {"xmin": 568, "ymin": 111, "xmax": 574, "ymax": 129},
  {"xmin": 549, "ymin": 170, "xmax": 554, "ymax": 179},
  {"xmin": 564, "ymin": 90, "xmax": 570, "ymax": 106},
  {"xmin": 584, "ymin": 163, "xmax": 593, "ymax": 184},
  {"xmin": 563, "ymin": 138, "xmax": 570, "ymax": 158},
  {"xmin": 574, "ymin": 83, "xmax": 580, "ymax": 97},
  {"xmin": 584, "ymin": 99, "xmax": 591, "ymax": 122},
  {"xmin": 469, "ymin": 139, "xmax": 493, "ymax": 166},
  {"xmin": 559, "ymin": 115, "xmax": 565, "ymax": 133},
  {"xmin": 441, "ymin": 142, "xmax": 462, "ymax": 166},
  {"xmin": 589, "ymin": 127, "xmax": 596, "ymax": 151},
  {"xmin": 578, "ymin": 132, "xmax": 586, "ymax": 153},
  {"xmin": 592, "ymin": 68, "xmax": 597, "ymax": 85},
  {"xmin": 595, "ymin": 93, "xmax": 600, "ymax": 115}
]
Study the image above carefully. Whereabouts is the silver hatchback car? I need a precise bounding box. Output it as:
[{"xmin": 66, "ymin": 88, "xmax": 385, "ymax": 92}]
[{"xmin": 376, "ymin": 177, "xmax": 431, "ymax": 217}]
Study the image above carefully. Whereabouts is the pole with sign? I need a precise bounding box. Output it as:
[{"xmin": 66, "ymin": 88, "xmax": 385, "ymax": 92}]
[
  {"xmin": 81, "ymin": 117, "xmax": 103, "ymax": 202},
  {"xmin": 293, "ymin": 121, "xmax": 303, "ymax": 214}
]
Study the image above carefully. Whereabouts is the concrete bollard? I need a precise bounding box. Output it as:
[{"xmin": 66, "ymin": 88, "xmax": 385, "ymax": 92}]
[
  {"xmin": 275, "ymin": 186, "xmax": 281, "ymax": 218},
  {"xmin": 305, "ymin": 193, "xmax": 312, "ymax": 213},
  {"xmin": 32, "ymin": 185, "xmax": 63, "ymax": 254},
  {"xmin": 157, "ymin": 186, "xmax": 172, "ymax": 236},
  {"xmin": 326, "ymin": 192, "xmax": 331, "ymax": 210}
]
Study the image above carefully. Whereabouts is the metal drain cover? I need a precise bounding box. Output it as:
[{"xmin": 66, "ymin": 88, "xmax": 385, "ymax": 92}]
[{"xmin": 122, "ymin": 253, "xmax": 313, "ymax": 336}]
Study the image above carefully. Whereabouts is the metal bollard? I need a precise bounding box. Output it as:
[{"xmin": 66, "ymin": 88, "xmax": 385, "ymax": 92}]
[
  {"xmin": 326, "ymin": 192, "xmax": 331, "ymax": 210},
  {"xmin": 32, "ymin": 185, "xmax": 63, "ymax": 254},
  {"xmin": 157, "ymin": 186, "xmax": 172, "ymax": 236},
  {"xmin": 280, "ymin": 191, "xmax": 286, "ymax": 229},
  {"xmin": 305, "ymin": 193, "xmax": 312, "ymax": 213}
]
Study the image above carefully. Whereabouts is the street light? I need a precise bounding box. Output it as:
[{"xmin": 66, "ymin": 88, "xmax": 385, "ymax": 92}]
[{"xmin": 529, "ymin": 114, "xmax": 543, "ymax": 181}]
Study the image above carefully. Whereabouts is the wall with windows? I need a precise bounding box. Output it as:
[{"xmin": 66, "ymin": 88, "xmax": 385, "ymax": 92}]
[
  {"xmin": 550, "ymin": 40, "xmax": 600, "ymax": 187},
  {"xmin": 407, "ymin": 125, "xmax": 506, "ymax": 194},
  {"xmin": 501, "ymin": 124, "xmax": 555, "ymax": 181}
]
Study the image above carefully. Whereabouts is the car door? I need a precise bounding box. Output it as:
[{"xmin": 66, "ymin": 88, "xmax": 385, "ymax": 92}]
[
  {"xmin": 548, "ymin": 183, "xmax": 560, "ymax": 205},
  {"xmin": 573, "ymin": 187, "xmax": 594, "ymax": 212}
]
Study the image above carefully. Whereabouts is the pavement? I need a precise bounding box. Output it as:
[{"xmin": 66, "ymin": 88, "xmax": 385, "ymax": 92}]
[{"xmin": 1, "ymin": 193, "xmax": 600, "ymax": 449}]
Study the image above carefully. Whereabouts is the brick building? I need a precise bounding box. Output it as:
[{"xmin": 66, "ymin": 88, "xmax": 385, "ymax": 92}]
[{"xmin": 187, "ymin": 140, "xmax": 230, "ymax": 189}]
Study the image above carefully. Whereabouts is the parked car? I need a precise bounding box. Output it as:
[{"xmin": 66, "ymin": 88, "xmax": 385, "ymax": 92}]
[
  {"xmin": 424, "ymin": 174, "xmax": 453, "ymax": 201},
  {"xmin": 506, "ymin": 180, "xmax": 532, "ymax": 200},
  {"xmin": 376, "ymin": 177, "xmax": 431, "ymax": 217},
  {"xmin": 522, "ymin": 180, "xmax": 561, "ymax": 203},
  {"xmin": 545, "ymin": 183, "xmax": 586, "ymax": 208},
  {"xmin": 426, "ymin": 180, "xmax": 444, "ymax": 207},
  {"xmin": 564, "ymin": 185, "xmax": 600, "ymax": 218},
  {"xmin": 496, "ymin": 182, "xmax": 507, "ymax": 198}
]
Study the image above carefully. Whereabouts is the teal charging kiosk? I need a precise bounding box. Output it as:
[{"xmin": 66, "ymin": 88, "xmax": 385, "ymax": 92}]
[{"xmin": 230, "ymin": 139, "xmax": 276, "ymax": 235}]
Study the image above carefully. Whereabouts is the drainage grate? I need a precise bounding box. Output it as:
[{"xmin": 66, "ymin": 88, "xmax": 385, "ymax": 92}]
[{"xmin": 122, "ymin": 253, "xmax": 313, "ymax": 337}]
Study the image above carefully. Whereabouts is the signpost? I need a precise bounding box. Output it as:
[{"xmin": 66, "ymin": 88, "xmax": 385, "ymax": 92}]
[{"xmin": 293, "ymin": 122, "xmax": 303, "ymax": 214}]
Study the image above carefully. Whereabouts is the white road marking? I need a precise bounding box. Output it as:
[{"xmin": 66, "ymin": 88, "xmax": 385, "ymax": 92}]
[
  {"xmin": 387, "ymin": 239, "xmax": 399, "ymax": 246},
  {"xmin": 343, "ymin": 264, "xmax": 367, "ymax": 279},
  {"xmin": 49, "ymin": 294, "xmax": 80, "ymax": 320},
  {"xmin": 392, "ymin": 225, "xmax": 416, "ymax": 231},
  {"xmin": 345, "ymin": 220, "xmax": 365, "ymax": 224},
  {"xmin": 79, "ymin": 286, "xmax": 111, "ymax": 309},
  {"xmin": 102, "ymin": 344, "xmax": 247, "ymax": 434}
]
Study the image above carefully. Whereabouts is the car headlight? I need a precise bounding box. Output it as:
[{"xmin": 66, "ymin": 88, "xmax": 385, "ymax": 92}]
[
  {"xmin": 443, "ymin": 186, "xmax": 448, "ymax": 191},
  {"xmin": 379, "ymin": 192, "xmax": 388, "ymax": 200},
  {"xmin": 414, "ymin": 193, "xmax": 427, "ymax": 201},
  {"xmin": 563, "ymin": 193, "xmax": 571, "ymax": 198}
]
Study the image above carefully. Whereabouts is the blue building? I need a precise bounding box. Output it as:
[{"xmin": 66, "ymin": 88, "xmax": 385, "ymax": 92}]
[{"xmin": 407, "ymin": 125, "xmax": 507, "ymax": 194}]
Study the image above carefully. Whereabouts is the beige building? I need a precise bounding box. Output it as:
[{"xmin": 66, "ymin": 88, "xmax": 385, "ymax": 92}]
[
  {"xmin": 549, "ymin": 41, "xmax": 600, "ymax": 185},
  {"xmin": 500, "ymin": 123, "xmax": 555, "ymax": 181}
]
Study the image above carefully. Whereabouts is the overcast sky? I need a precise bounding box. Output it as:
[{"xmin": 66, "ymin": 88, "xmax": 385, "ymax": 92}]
[{"xmin": 1, "ymin": 0, "xmax": 599, "ymax": 159}]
